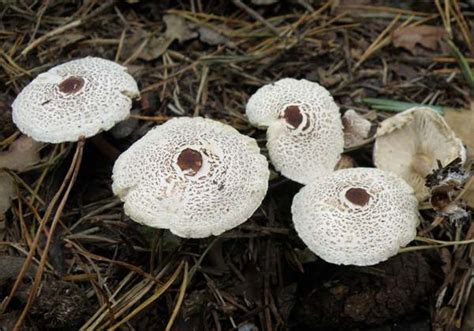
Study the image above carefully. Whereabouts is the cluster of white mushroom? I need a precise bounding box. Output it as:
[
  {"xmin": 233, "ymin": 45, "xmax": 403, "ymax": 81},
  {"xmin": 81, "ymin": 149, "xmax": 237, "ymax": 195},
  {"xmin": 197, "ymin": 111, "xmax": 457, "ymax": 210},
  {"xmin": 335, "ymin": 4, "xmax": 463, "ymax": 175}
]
[
  {"xmin": 246, "ymin": 78, "xmax": 466, "ymax": 266},
  {"xmin": 10, "ymin": 57, "xmax": 467, "ymax": 266},
  {"xmin": 11, "ymin": 57, "xmax": 270, "ymax": 239}
]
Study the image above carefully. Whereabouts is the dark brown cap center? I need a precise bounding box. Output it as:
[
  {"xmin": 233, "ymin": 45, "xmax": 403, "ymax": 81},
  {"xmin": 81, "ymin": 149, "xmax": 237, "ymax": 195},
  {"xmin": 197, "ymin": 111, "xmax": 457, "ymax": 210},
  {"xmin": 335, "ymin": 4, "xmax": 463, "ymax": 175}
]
[
  {"xmin": 58, "ymin": 76, "xmax": 85, "ymax": 94},
  {"xmin": 177, "ymin": 148, "xmax": 203, "ymax": 175},
  {"xmin": 345, "ymin": 187, "xmax": 371, "ymax": 206},
  {"xmin": 282, "ymin": 105, "xmax": 303, "ymax": 128}
]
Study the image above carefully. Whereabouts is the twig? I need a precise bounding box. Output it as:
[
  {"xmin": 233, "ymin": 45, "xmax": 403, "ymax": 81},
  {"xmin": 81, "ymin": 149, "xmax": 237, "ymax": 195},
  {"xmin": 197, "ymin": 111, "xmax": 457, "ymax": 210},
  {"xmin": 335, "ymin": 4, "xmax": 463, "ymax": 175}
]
[
  {"xmin": 232, "ymin": 0, "xmax": 283, "ymax": 39},
  {"xmin": 108, "ymin": 262, "xmax": 185, "ymax": 330},
  {"xmin": 445, "ymin": 38, "xmax": 474, "ymax": 92},
  {"xmin": 165, "ymin": 262, "xmax": 189, "ymax": 331},
  {"xmin": 20, "ymin": 0, "xmax": 117, "ymax": 57},
  {"xmin": 20, "ymin": 20, "xmax": 83, "ymax": 57},
  {"xmin": 354, "ymin": 14, "xmax": 401, "ymax": 69},
  {"xmin": 450, "ymin": 0, "xmax": 474, "ymax": 54},
  {"xmin": 0, "ymin": 140, "xmax": 84, "ymax": 315},
  {"xmin": 13, "ymin": 138, "xmax": 85, "ymax": 330}
]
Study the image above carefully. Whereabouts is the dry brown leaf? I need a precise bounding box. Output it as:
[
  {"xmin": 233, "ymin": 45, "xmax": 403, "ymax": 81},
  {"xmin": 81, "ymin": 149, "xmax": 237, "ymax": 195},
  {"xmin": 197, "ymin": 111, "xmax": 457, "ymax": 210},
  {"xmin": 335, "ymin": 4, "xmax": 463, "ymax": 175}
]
[
  {"xmin": 442, "ymin": 107, "xmax": 474, "ymax": 208},
  {"xmin": 0, "ymin": 135, "xmax": 42, "ymax": 172},
  {"xmin": 444, "ymin": 109, "xmax": 474, "ymax": 208},
  {"xmin": 57, "ymin": 33, "xmax": 85, "ymax": 48},
  {"xmin": 392, "ymin": 25, "xmax": 445, "ymax": 53},
  {"xmin": 463, "ymin": 185, "xmax": 474, "ymax": 209},
  {"xmin": 0, "ymin": 255, "xmax": 36, "ymax": 287},
  {"xmin": 0, "ymin": 99, "xmax": 15, "ymax": 140},
  {"xmin": 163, "ymin": 14, "xmax": 197, "ymax": 43},
  {"xmin": 316, "ymin": 67, "xmax": 347, "ymax": 87},
  {"xmin": 197, "ymin": 26, "xmax": 231, "ymax": 46},
  {"xmin": 444, "ymin": 109, "xmax": 474, "ymax": 161},
  {"xmin": 0, "ymin": 171, "xmax": 15, "ymax": 221},
  {"xmin": 125, "ymin": 15, "xmax": 197, "ymax": 62},
  {"xmin": 138, "ymin": 34, "xmax": 170, "ymax": 62}
]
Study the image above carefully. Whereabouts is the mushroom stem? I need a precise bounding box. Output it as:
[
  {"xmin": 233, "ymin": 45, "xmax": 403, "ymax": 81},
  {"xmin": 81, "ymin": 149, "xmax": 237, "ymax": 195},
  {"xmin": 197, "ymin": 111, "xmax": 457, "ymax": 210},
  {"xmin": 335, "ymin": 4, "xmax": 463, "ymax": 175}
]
[
  {"xmin": 90, "ymin": 134, "xmax": 121, "ymax": 160},
  {"xmin": 207, "ymin": 238, "xmax": 228, "ymax": 271}
]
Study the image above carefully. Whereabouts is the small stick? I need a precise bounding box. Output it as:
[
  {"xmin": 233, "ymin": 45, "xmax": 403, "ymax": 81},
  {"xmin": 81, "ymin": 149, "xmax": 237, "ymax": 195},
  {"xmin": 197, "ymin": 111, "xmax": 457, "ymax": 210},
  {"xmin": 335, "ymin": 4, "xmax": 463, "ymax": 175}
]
[
  {"xmin": 9, "ymin": 138, "xmax": 85, "ymax": 330},
  {"xmin": 108, "ymin": 262, "xmax": 185, "ymax": 330},
  {"xmin": 20, "ymin": 0, "xmax": 117, "ymax": 57},
  {"xmin": 164, "ymin": 262, "xmax": 189, "ymax": 331},
  {"xmin": 0, "ymin": 140, "xmax": 83, "ymax": 314},
  {"xmin": 232, "ymin": 0, "xmax": 282, "ymax": 39},
  {"xmin": 13, "ymin": 138, "xmax": 85, "ymax": 329},
  {"xmin": 354, "ymin": 14, "xmax": 401, "ymax": 69},
  {"xmin": 20, "ymin": 20, "xmax": 82, "ymax": 57}
]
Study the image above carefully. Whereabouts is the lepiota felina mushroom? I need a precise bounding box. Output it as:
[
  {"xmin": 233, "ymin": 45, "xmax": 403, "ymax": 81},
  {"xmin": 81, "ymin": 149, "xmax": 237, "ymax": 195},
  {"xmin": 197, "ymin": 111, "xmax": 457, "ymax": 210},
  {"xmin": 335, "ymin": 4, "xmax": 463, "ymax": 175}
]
[
  {"xmin": 4, "ymin": 57, "xmax": 139, "ymax": 321},
  {"xmin": 292, "ymin": 168, "xmax": 419, "ymax": 266},
  {"xmin": 112, "ymin": 117, "xmax": 269, "ymax": 238},
  {"xmin": 373, "ymin": 107, "xmax": 466, "ymax": 201},
  {"xmin": 12, "ymin": 56, "xmax": 139, "ymax": 143},
  {"xmin": 246, "ymin": 78, "xmax": 344, "ymax": 184}
]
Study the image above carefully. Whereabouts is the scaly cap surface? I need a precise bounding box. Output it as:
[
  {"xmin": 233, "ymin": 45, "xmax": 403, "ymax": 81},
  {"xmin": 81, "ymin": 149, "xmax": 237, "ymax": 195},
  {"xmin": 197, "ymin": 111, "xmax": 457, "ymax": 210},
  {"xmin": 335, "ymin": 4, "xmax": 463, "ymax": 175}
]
[
  {"xmin": 292, "ymin": 168, "xmax": 419, "ymax": 266},
  {"xmin": 12, "ymin": 57, "xmax": 139, "ymax": 143},
  {"xmin": 112, "ymin": 117, "xmax": 270, "ymax": 238},
  {"xmin": 246, "ymin": 78, "xmax": 343, "ymax": 184}
]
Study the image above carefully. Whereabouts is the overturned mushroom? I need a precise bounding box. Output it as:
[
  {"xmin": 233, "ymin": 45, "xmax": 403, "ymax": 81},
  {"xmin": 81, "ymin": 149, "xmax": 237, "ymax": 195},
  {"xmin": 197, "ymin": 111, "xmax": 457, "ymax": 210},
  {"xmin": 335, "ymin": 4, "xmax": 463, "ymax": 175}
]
[
  {"xmin": 12, "ymin": 57, "xmax": 139, "ymax": 143},
  {"xmin": 246, "ymin": 78, "xmax": 344, "ymax": 184},
  {"xmin": 112, "ymin": 117, "xmax": 269, "ymax": 238},
  {"xmin": 374, "ymin": 107, "xmax": 466, "ymax": 201},
  {"xmin": 292, "ymin": 168, "xmax": 419, "ymax": 266}
]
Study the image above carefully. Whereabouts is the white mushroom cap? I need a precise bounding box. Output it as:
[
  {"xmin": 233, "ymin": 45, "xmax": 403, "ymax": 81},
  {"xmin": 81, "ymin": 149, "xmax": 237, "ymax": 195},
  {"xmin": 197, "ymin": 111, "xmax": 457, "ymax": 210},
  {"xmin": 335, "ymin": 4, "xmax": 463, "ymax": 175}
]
[
  {"xmin": 374, "ymin": 107, "xmax": 466, "ymax": 201},
  {"xmin": 292, "ymin": 168, "xmax": 419, "ymax": 266},
  {"xmin": 112, "ymin": 117, "xmax": 269, "ymax": 238},
  {"xmin": 246, "ymin": 78, "xmax": 343, "ymax": 184},
  {"xmin": 12, "ymin": 57, "xmax": 139, "ymax": 143}
]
